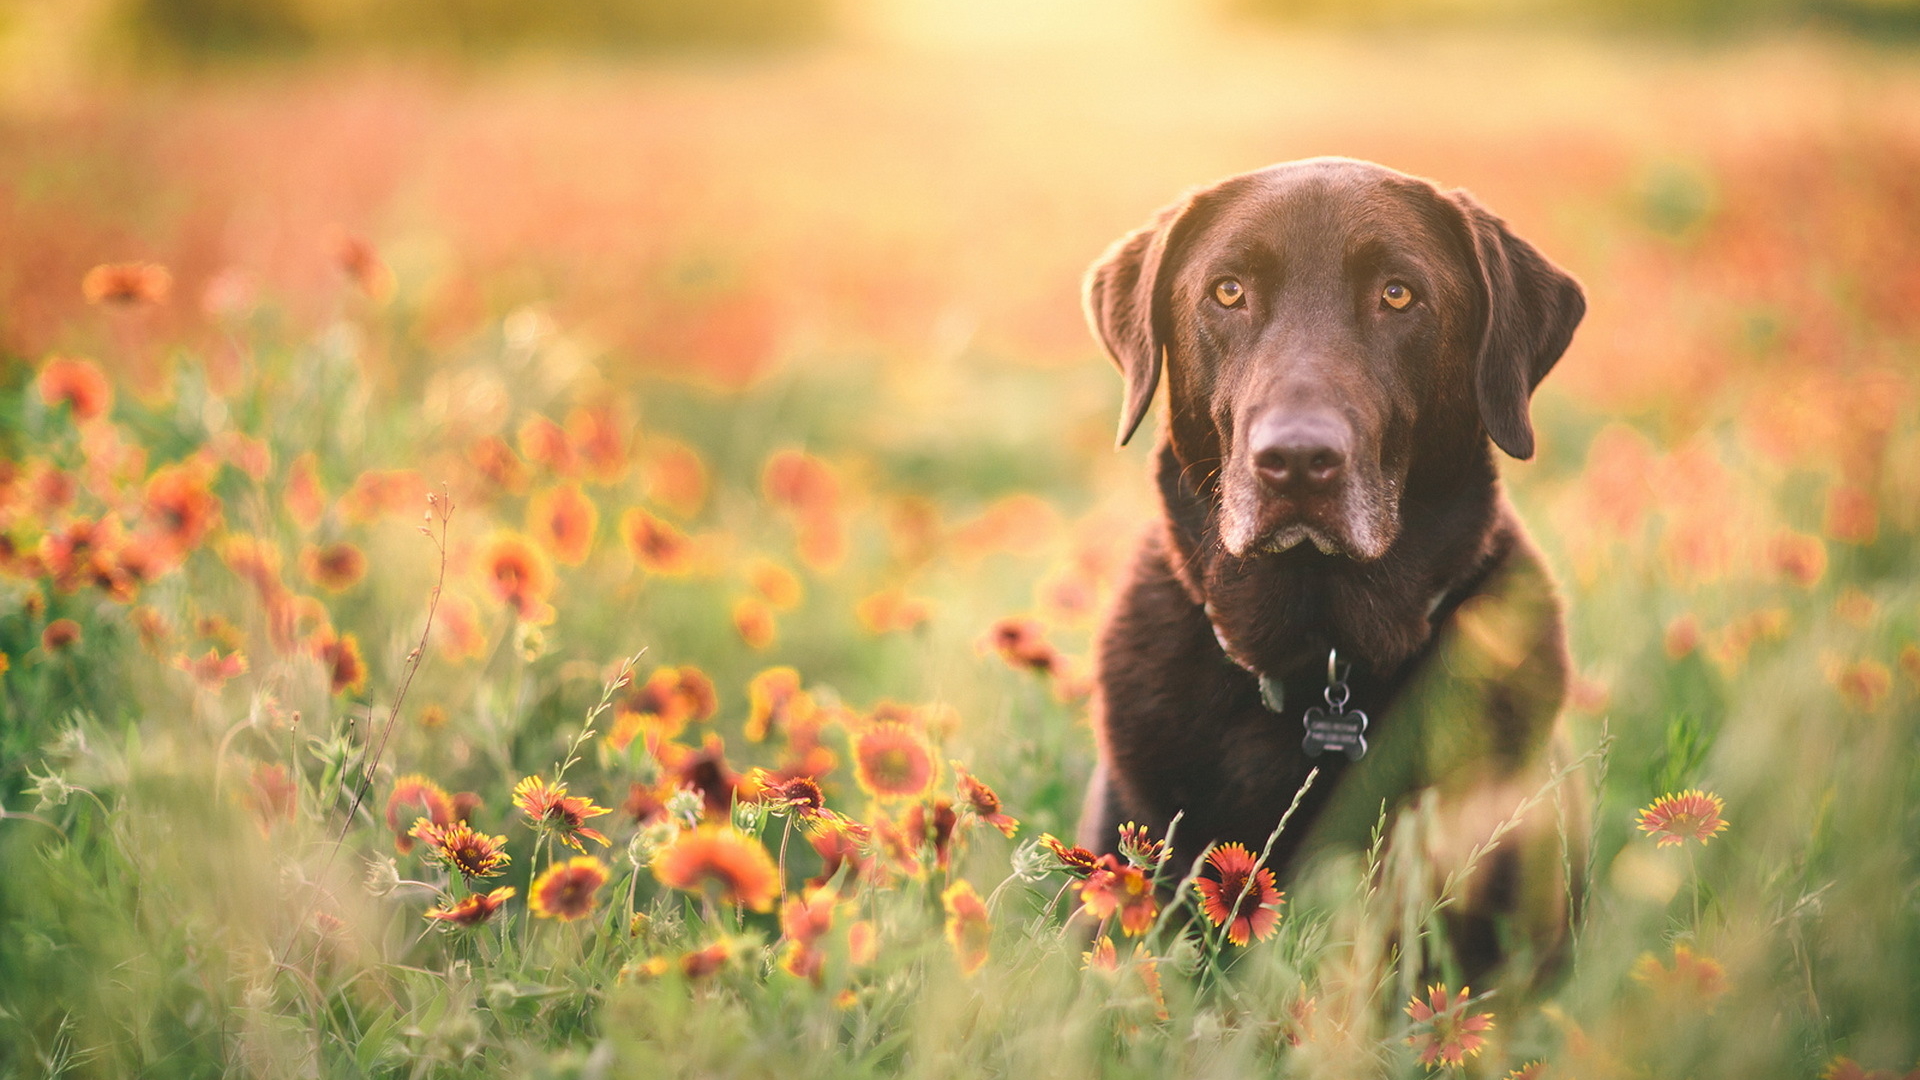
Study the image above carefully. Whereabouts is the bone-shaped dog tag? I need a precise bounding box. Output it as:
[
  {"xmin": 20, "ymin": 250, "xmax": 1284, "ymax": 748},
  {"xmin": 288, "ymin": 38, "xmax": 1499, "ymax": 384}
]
[{"xmin": 1302, "ymin": 705, "xmax": 1369, "ymax": 761}]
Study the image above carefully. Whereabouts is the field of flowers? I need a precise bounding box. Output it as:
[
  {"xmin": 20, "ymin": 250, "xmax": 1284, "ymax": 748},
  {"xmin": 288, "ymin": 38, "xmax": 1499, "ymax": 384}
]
[{"xmin": 1, "ymin": 19, "xmax": 1918, "ymax": 1079}]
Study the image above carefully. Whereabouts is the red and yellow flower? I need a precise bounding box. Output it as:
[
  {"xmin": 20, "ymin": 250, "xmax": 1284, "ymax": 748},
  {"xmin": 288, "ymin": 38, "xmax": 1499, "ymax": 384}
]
[
  {"xmin": 955, "ymin": 767, "xmax": 1018, "ymax": 837},
  {"xmin": 311, "ymin": 628, "xmax": 366, "ymax": 696},
  {"xmin": 426, "ymin": 887, "xmax": 515, "ymax": 928},
  {"xmin": 300, "ymin": 542, "xmax": 367, "ymax": 592},
  {"xmin": 1632, "ymin": 943, "xmax": 1727, "ymax": 1009},
  {"xmin": 530, "ymin": 857, "xmax": 609, "ymax": 921},
  {"xmin": 386, "ymin": 774, "xmax": 455, "ymax": 854},
  {"xmin": 37, "ymin": 357, "xmax": 113, "ymax": 421},
  {"xmin": 852, "ymin": 722, "xmax": 936, "ymax": 801},
  {"xmin": 527, "ymin": 484, "xmax": 599, "ymax": 566},
  {"xmin": 1081, "ymin": 854, "xmax": 1159, "ymax": 936},
  {"xmin": 608, "ymin": 665, "xmax": 718, "ymax": 750},
  {"xmin": 410, "ymin": 819, "xmax": 512, "ymax": 880},
  {"xmin": 1404, "ymin": 985, "xmax": 1494, "ymax": 1067},
  {"xmin": 652, "ymin": 824, "xmax": 780, "ymax": 911},
  {"xmin": 744, "ymin": 666, "xmax": 815, "ymax": 743},
  {"xmin": 512, "ymin": 775, "xmax": 613, "ymax": 851},
  {"xmin": 1635, "ymin": 790, "xmax": 1729, "ymax": 848},
  {"xmin": 175, "ymin": 647, "xmax": 248, "ymax": 690},
  {"xmin": 1193, "ymin": 842, "xmax": 1283, "ymax": 946},
  {"xmin": 1040, "ymin": 833, "xmax": 1100, "ymax": 878},
  {"xmin": 621, "ymin": 508, "xmax": 696, "ymax": 576},
  {"xmin": 476, "ymin": 530, "xmax": 555, "ymax": 624},
  {"xmin": 82, "ymin": 262, "xmax": 171, "ymax": 306},
  {"xmin": 942, "ymin": 879, "xmax": 992, "ymax": 975}
]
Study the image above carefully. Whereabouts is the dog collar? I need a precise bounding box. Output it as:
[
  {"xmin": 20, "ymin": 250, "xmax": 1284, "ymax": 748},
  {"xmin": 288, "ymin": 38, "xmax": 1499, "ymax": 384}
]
[{"xmin": 1205, "ymin": 605, "xmax": 1371, "ymax": 760}]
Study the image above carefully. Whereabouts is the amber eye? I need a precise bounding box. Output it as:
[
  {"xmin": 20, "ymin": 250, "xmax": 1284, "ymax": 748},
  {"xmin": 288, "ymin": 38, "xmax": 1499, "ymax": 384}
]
[
  {"xmin": 1213, "ymin": 278, "xmax": 1245, "ymax": 308},
  {"xmin": 1381, "ymin": 282, "xmax": 1414, "ymax": 310}
]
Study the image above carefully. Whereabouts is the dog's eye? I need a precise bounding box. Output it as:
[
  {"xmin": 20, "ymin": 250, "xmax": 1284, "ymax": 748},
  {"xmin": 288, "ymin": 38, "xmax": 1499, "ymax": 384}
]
[
  {"xmin": 1381, "ymin": 282, "xmax": 1414, "ymax": 310},
  {"xmin": 1212, "ymin": 279, "xmax": 1245, "ymax": 308}
]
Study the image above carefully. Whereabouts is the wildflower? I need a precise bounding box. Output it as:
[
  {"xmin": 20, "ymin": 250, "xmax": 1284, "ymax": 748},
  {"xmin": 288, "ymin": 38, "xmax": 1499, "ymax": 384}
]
[
  {"xmin": 1504, "ymin": 1064, "xmax": 1548, "ymax": 1080},
  {"xmin": 985, "ymin": 616, "xmax": 1063, "ymax": 675},
  {"xmin": 746, "ymin": 557, "xmax": 802, "ymax": 610},
  {"xmin": 434, "ymin": 593, "xmax": 489, "ymax": 663},
  {"xmin": 37, "ymin": 357, "xmax": 113, "ymax": 421},
  {"xmin": 855, "ymin": 589, "xmax": 934, "ymax": 635},
  {"xmin": 1768, "ymin": 530, "xmax": 1826, "ymax": 587},
  {"xmin": 762, "ymin": 449, "xmax": 839, "ymax": 518},
  {"xmin": 1083, "ymin": 936, "xmax": 1118, "ymax": 970},
  {"xmin": 41, "ymin": 515, "xmax": 125, "ymax": 595},
  {"xmin": 1635, "ymin": 790, "xmax": 1729, "ymax": 848},
  {"xmin": 679, "ymin": 941, "xmax": 732, "ymax": 979},
  {"xmin": 527, "ymin": 484, "xmax": 598, "ymax": 566},
  {"xmin": 1404, "ymin": 985, "xmax": 1494, "ymax": 1068},
  {"xmin": 1040, "ymin": 833, "xmax": 1100, "ymax": 878},
  {"xmin": 1193, "ymin": 842, "xmax": 1283, "ymax": 946},
  {"xmin": 640, "ymin": 437, "xmax": 706, "ymax": 515},
  {"xmin": 733, "ymin": 597, "xmax": 776, "ymax": 649},
  {"xmin": 143, "ymin": 462, "xmax": 222, "ymax": 557},
  {"xmin": 476, "ymin": 531, "xmax": 555, "ymax": 624},
  {"xmin": 608, "ymin": 665, "xmax": 718, "ymax": 750},
  {"xmin": 242, "ymin": 762, "xmax": 294, "ymax": 831},
  {"xmin": 530, "ymin": 857, "xmax": 609, "ymax": 921},
  {"xmin": 419, "ymin": 703, "xmax": 449, "ymax": 728},
  {"xmin": 744, "ymin": 666, "xmax": 814, "ymax": 743},
  {"xmin": 1632, "ymin": 944, "xmax": 1727, "ymax": 1009},
  {"xmin": 512, "ymin": 775, "xmax": 613, "ymax": 851},
  {"xmin": 809, "ymin": 828, "xmax": 876, "ymax": 891},
  {"xmin": 1081, "ymin": 854, "xmax": 1159, "ymax": 936},
  {"xmin": 300, "ymin": 542, "xmax": 367, "ymax": 592},
  {"xmin": 852, "ymin": 722, "xmax": 937, "ymax": 800},
  {"xmin": 41, "ymin": 618, "xmax": 83, "ymax": 652},
  {"xmin": 82, "ymin": 262, "xmax": 171, "ymax": 306},
  {"xmin": 175, "ymin": 647, "xmax": 248, "ymax": 690},
  {"xmin": 211, "ymin": 430, "xmax": 270, "ymax": 481},
  {"xmin": 517, "ymin": 414, "xmax": 577, "ymax": 477},
  {"xmin": 954, "ymin": 493, "xmax": 1059, "ymax": 559},
  {"xmin": 659, "ymin": 734, "xmax": 744, "ymax": 819},
  {"xmin": 328, "ymin": 230, "xmax": 394, "ymax": 300},
  {"xmin": 1829, "ymin": 657, "xmax": 1892, "ymax": 712},
  {"xmin": 651, "ymin": 824, "xmax": 780, "ymax": 911},
  {"xmin": 1820, "ymin": 1058, "xmax": 1920, "ymax": 1080},
  {"xmin": 386, "ymin": 775, "xmax": 455, "ymax": 854},
  {"xmin": 339, "ymin": 468, "xmax": 426, "ymax": 525},
  {"xmin": 901, "ymin": 799, "xmax": 959, "ymax": 871},
  {"xmin": 955, "ymin": 767, "xmax": 1019, "ymax": 837},
  {"xmin": 310, "ymin": 629, "xmax": 367, "ymax": 696},
  {"xmin": 621, "ymin": 508, "xmax": 696, "ymax": 575},
  {"xmin": 1117, "ymin": 822, "xmax": 1166, "ymax": 869},
  {"xmin": 567, "ymin": 405, "xmax": 630, "ymax": 484},
  {"xmin": 411, "ymin": 819, "xmax": 512, "ymax": 880},
  {"xmin": 943, "ymin": 879, "xmax": 992, "ymax": 975},
  {"xmin": 1664, "ymin": 614, "xmax": 1700, "ymax": 659},
  {"xmin": 751, "ymin": 770, "xmax": 856, "ymax": 837},
  {"xmin": 1824, "ymin": 484, "xmax": 1878, "ymax": 545},
  {"xmin": 779, "ymin": 886, "xmax": 838, "ymax": 984},
  {"xmin": 426, "ymin": 887, "xmax": 515, "ymax": 928}
]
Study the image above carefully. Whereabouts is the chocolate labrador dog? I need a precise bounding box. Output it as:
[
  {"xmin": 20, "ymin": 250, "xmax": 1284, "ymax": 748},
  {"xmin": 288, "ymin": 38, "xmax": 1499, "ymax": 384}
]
[{"xmin": 1077, "ymin": 157, "xmax": 1586, "ymax": 978}]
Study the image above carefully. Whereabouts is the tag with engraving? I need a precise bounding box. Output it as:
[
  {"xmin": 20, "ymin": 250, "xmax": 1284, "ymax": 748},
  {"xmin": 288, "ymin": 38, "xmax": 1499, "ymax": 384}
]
[{"xmin": 1302, "ymin": 705, "xmax": 1369, "ymax": 761}]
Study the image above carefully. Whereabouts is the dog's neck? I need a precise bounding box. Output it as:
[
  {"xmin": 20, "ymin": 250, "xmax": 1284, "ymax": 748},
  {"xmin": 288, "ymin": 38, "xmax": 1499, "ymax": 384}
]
[{"xmin": 1155, "ymin": 439, "xmax": 1508, "ymax": 680}]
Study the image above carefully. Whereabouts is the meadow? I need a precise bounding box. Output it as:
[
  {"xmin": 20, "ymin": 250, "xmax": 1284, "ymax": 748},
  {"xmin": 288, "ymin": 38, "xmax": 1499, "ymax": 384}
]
[{"xmin": 1, "ymin": 14, "xmax": 1918, "ymax": 1078}]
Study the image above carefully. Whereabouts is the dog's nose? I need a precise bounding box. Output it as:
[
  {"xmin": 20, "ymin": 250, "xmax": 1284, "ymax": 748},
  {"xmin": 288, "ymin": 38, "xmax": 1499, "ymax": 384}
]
[{"xmin": 1249, "ymin": 414, "xmax": 1348, "ymax": 496}]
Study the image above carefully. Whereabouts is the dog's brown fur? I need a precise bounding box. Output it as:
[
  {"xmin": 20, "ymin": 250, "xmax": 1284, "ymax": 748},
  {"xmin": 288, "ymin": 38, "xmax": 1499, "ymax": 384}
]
[{"xmin": 1076, "ymin": 157, "xmax": 1587, "ymax": 979}]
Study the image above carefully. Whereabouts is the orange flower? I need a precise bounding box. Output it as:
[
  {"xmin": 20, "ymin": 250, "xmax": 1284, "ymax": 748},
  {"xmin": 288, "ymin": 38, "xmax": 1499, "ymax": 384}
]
[
  {"xmin": 426, "ymin": 887, "xmax": 515, "ymax": 928},
  {"xmin": 750, "ymin": 770, "xmax": 858, "ymax": 838},
  {"xmin": 386, "ymin": 775, "xmax": 455, "ymax": 854},
  {"xmin": 1194, "ymin": 842, "xmax": 1283, "ymax": 946},
  {"xmin": 621, "ymin": 508, "xmax": 695, "ymax": 575},
  {"xmin": 1404, "ymin": 985, "xmax": 1494, "ymax": 1067},
  {"xmin": 1040, "ymin": 833, "xmax": 1100, "ymax": 878},
  {"xmin": 1632, "ymin": 944, "xmax": 1727, "ymax": 1009},
  {"xmin": 140, "ymin": 457, "xmax": 224, "ymax": 553},
  {"xmin": 328, "ymin": 229, "xmax": 394, "ymax": 300},
  {"xmin": 174, "ymin": 647, "xmax": 247, "ymax": 690},
  {"xmin": 530, "ymin": 856, "xmax": 609, "ymax": 921},
  {"xmin": 1767, "ymin": 530, "xmax": 1826, "ymax": 587},
  {"xmin": 762, "ymin": 449, "xmax": 839, "ymax": 519},
  {"xmin": 243, "ymin": 762, "xmax": 296, "ymax": 832},
  {"xmin": 733, "ymin": 596, "xmax": 776, "ymax": 649},
  {"xmin": 942, "ymin": 879, "xmax": 992, "ymax": 975},
  {"xmin": 1116, "ymin": 822, "xmax": 1166, "ymax": 870},
  {"xmin": 527, "ymin": 484, "xmax": 598, "ymax": 566},
  {"xmin": 779, "ymin": 886, "xmax": 839, "ymax": 984},
  {"xmin": 40, "ymin": 515, "xmax": 127, "ymax": 596},
  {"xmin": 985, "ymin": 616, "xmax": 1062, "ymax": 675},
  {"xmin": 1824, "ymin": 484, "xmax": 1878, "ymax": 545},
  {"xmin": 745, "ymin": 666, "xmax": 815, "ymax": 743},
  {"xmin": 746, "ymin": 557, "xmax": 803, "ymax": 610},
  {"xmin": 475, "ymin": 531, "xmax": 555, "ymax": 624},
  {"xmin": 1081, "ymin": 854, "xmax": 1159, "ymax": 936},
  {"xmin": 467, "ymin": 436, "xmax": 528, "ymax": 495},
  {"xmin": 1821, "ymin": 1058, "xmax": 1920, "ymax": 1080},
  {"xmin": 608, "ymin": 665, "xmax": 719, "ymax": 750},
  {"xmin": 679, "ymin": 941, "xmax": 732, "ymax": 979},
  {"xmin": 301, "ymin": 542, "xmax": 367, "ymax": 592},
  {"xmin": 567, "ymin": 405, "xmax": 630, "ymax": 484},
  {"xmin": 1664, "ymin": 614, "xmax": 1701, "ymax": 660},
  {"xmin": 652, "ymin": 825, "xmax": 780, "ymax": 911},
  {"xmin": 1635, "ymin": 790, "xmax": 1729, "ymax": 848},
  {"xmin": 954, "ymin": 494, "xmax": 1059, "ymax": 560},
  {"xmin": 641, "ymin": 437, "xmax": 706, "ymax": 515},
  {"xmin": 1829, "ymin": 657, "xmax": 1893, "ymax": 712},
  {"xmin": 852, "ymin": 722, "xmax": 937, "ymax": 800},
  {"xmin": 517, "ymin": 414, "xmax": 577, "ymax": 477},
  {"xmin": 955, "ymin": 767, "xmax": 1019, "ymax": 837},
  {"xmin": 36, "ymin": 357, "xmax": 113, "ymax": 421},
  {"xmin": 1503, "ymin": 1064, "xmax": 1548, "ymax": 1080},
  {"xmin": 512, "ymin": 775, "xmax": 612, "ymax": 851},
  {"xmin": 855, "ymin": 589, "xmax": 934, "ymax": 635},
  {"xmin": 338, "ymin": 469, "xmax": 425, "ymax": 525},
  {"xmin": 311, "ymin": 629, "xmax": 366, "ymax": 696},
  {"xmin": 41, "ymin": 619, "xmax": 82, "ymax": 652},
  {"xmin": 411, "ymin": 819, "xmax": 511, "ymax": 880},
  {"xmin": 82, "ymin": 262, "xmax": 171, "ymax": 306},
  {"xmin": 902, "ymin": 799, "xmax": 959, "ymax": 871},
  {"xmin": 433, "ymin": 593, "xmax": 489, "ymax": 663}
]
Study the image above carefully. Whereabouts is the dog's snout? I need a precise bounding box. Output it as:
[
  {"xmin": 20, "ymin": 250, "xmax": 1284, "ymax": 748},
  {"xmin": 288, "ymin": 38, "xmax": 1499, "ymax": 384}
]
[{"xmin": 1249, "ymin": 413, "xmax": 1349, "ymax": 496}]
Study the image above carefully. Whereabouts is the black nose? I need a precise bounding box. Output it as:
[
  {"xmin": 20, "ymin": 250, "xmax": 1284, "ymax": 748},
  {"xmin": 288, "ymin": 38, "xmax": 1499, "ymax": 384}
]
[{"xmin": 1249, "ymin": 414, "xmax": 1349, "ymax": 496}]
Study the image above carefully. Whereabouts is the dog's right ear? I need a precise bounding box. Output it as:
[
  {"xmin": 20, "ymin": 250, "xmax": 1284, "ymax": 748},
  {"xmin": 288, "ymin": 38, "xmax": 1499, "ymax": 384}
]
[{"xmin": 1082, "ymin": 197, "xmax": 1206, "ymax": 448}]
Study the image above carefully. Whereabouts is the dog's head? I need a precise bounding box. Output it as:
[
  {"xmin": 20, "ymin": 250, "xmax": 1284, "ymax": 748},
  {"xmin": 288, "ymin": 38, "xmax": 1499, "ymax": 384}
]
[{"xmin": 1084, "ymin": 157, "xmax": 1584, "ymax": 562}]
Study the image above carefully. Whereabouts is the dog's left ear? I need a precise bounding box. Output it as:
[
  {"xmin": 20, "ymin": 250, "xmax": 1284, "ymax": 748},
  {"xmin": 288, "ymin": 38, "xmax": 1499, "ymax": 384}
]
[
  {"xmin": 1082, "ymin": 193, "xmax": 1214, "ymax": 449},
  {"xmin": 1448, "ymin": 191, "xmax": 1586, "ymax": 461}
]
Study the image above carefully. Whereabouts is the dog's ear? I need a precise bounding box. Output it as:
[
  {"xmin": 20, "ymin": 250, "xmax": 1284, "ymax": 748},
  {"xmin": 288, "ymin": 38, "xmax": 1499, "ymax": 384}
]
[
  {"xmin": 1449, "ymin": 191, "xmax": 1586, "ymax": 461},
  {"xmin": 1082, "ymin": 196, "xmax": 1209, "ymax": 448}
]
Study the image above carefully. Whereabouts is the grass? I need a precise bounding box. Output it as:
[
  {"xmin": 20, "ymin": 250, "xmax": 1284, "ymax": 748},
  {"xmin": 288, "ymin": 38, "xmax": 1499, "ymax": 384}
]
[{"xmin": 1, "ymin": 22, "xmax": 1918, "ymax": 1080}]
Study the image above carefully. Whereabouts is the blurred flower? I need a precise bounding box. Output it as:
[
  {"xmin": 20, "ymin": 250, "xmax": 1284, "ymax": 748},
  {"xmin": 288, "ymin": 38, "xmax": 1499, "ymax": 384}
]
[
  {"xmin": 1664, "ymin": 614, "xmax": 1700, "ymax": 660},
  {"xmin": 744, "ymin": 666, "xmax": 814, "ymax": 743},
  {"xmin": 419, "ymin": 703, "xmax": 449, "ymax": 728},
  {"xmin": 1635, "ymin": 790, "xmax": 1729, "ymax": 848},
  {"xmin": 175, "ymin": 647, "xmax": 247, "ymax": 690},
  {"xmin": 678, "ymin": 941, "xmax": 733, "ymax": 979},
  {"xmin": 1824, "ymin": 484, "xmax": 1878, "ymax": 545},
  {"xmin": 467, "ymin": 436, "xmax": 528, "ymax": 496},
  {"xmin": 211, "ymin": 431, "xmax": 271, "ymax": 481},
  {"xmin": 1116, "ymin": 822, "xmax": 1166, "ymax": 870},
  {"xmin": 36, "ymin": 357, "xmax": 113, "ymax": 422},
  {"xmin": 943, "ymin": 879, "xmax": 991, "ymax": 976},
  {"xmin": 82, "ymin": 262, "xmax": 171, "ymax": 307},
  {"xmin": 338, "ymin": 469, "xmax": 425, "ymax": 525},
  {"xmin": 1040, "ymin": 833, "xmax": 1100, "ymax": 878},
  {"xmin": 1193, "ymin": 842, "xmax": 1282, "ymax": 946},
  {"xmin": 476, "ymin": 531, "xmax": 556, "ymax": 624},
  {"xmin": 41, "ymin": 619, "xmax": 82, "ymax": 652},
  {"xmin": 1083, "ymin": 936, "xmax": 1118, "ymax": 970},
  {"xmin": 621, "ymin": 508, "xmax": 695, "ymax": 576},
  {"xmin": 328, "ymin": 229, "xmax": 394, "ymax": 301},
  {"xmin": 953, "ymin": 494, "xmax": 1059, "ymax": 560},
  {"xmin": 530, "ymin": 857, "xmax": 609, "ymax": 921},
  {"xmin": 411, "ymin": 819, "xmax": 512, "ymax": 880},
  {"xmin": 41, "ymin": 515, "xmax": 127, "ymax": 596},
  {"xmin": 900, "ymin": 799, "xmax": 958, "ymax": 872},
  {"xmin": 1632, "ymin": 944, "xmax": 1727, "ymax": 1010},
  {"xmin": 855, "ymin": 589, "xmax": 934, "ymax": 635},
  {"xmin": 1767, "ymin": 530, "xmax": 1827, "ymax": 587},
  {"xmin": 1404, "ymin": 985, "xmax": 1494, "ymax": 1068},
  {"xmin": 955, "ymin": 767, "xmax": 1018, "ymax": 837},
  {"xmin": 984, "ymin": 616, "xmax": 1065, "ymax": 676},
  {"xmin": 1827, "ymin": 657, "xmax": 1892, "ymax": 712},
  {"xmin": 1503, "ymin": 1064, "xmax": 1547, "ymax": 1080},
  {"xmin": 1901, "ymin": 643, "xmax": 1920, "ymax": 685},
  {"xmin": 746, "ymin": 557, "xmax": 803, "ymax": 610},
  {"xmin": 779, "ymin": 886, "xmax": 839, "ymax": 984},
  {"xmin": 609, "ymin": 665, "xmax": 718, "ymax": 750},
  {"xmin": 433, "ymin": 594, "xmax": 489, "ymax": 664},
  {"xmin": 652, "ymin": 824, "xmax": 780, "ymax": 911},
  {"xmin": 1834, "ymin": 588, "xmax": 1878, "ymax": 627},
  {"xmin": 300, "ymin": 542, "xmax": 367, "ymax": 592},
  {"xmin": 750, "ymin": 770, "xmax": 861, "ymax": 840},
  {"xmin": 517, "ymin": 415, "xmax": 576, "ymax": 477},
  {"xmin": 311, "ymin": 629, "xmax": 366, "ymax": 696},
  {"xmin": 512, "ymin": 775, "xmax": 612, "ymax": 852},
  {"xmin": 641, "ymin": 437, "xmax": 706, "ymax": 516},
  {"xmin": 243, "ymin": 762, "xmax": 295, "ymax": 831},
  {"xmin": 527, "ymin": 484, "xmax": 598, "ymax": 566},
  {"xmin": 387, "ymin": 775, "xmax": 455, "ymax": 854},
  {"xmin": 658, "ymin": 734, "xmax": 744, "ymax": 819},
  {"xmin": 567, "ymin": 405, "xmax": 631, "ymax": 484},
  {"xmin": 732, "ymin": 596, "xmax": 777, "ymax": 650},
  {"xmin": 852, "ymin": 722, "xmax": 936, "ymax": 801},
  {"xmin": 762, "ymin": 449, "xmax": 844, "ymax": 571},
  {"xmin": 426, "ymin": 887, "xmax": 515, "ymax": 928},
  {"xmin": 1081, "ymin": 855, "xmax": 1158, "ymax": 936},
  {"xmin": 1820, "ymin": 1058, "xmax": 1920, "ymax": 1080}
]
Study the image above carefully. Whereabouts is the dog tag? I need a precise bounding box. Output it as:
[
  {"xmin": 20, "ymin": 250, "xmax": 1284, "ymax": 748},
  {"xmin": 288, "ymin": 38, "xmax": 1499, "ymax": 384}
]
[
  {"xmin": 1257, "ymin": 673, "xmax": 1286, "ymax": 714},
  {"xmin": 1302, "ymin": 705, "xmax": 1368, "ymax": 761}
]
